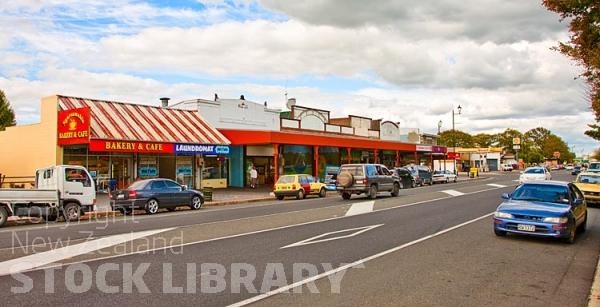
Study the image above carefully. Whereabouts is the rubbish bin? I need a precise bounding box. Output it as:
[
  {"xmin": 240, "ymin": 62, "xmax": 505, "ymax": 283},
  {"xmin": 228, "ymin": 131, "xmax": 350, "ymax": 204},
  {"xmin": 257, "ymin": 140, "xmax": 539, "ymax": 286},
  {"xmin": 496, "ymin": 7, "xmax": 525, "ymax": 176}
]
[
  {"xmin": 202, "ymin": 187, "xmax": 213, "ymax": 202},
  {"xmin": 469, "ymin": 167, "xmax": 479, "ymax": 178}
]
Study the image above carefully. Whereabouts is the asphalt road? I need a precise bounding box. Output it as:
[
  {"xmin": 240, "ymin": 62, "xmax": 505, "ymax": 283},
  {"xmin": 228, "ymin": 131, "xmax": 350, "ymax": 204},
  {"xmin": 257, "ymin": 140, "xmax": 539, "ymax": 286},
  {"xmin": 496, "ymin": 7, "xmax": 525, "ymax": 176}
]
[{"xmin": 1, "ymin": 170, "xmax": 598, "ymax": 306}]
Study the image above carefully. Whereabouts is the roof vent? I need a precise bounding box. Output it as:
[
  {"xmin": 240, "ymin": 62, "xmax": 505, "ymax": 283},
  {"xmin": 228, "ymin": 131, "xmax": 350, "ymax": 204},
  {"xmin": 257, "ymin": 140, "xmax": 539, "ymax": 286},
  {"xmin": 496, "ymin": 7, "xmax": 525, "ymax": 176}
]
[{"xmin": 160, "ymin": 97, "xmax": 170, "ymax": 107}]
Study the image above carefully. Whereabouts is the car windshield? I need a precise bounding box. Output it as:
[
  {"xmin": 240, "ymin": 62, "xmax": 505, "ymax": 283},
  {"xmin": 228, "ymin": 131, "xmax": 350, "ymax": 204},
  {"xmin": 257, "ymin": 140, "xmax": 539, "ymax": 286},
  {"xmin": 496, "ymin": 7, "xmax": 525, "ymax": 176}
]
[
  {"xmin": 578, "ymin": 175, "xmax": 600, "ymax": 184},
  {"xmin": 511, "ymin": 184, "xmax": 570, "ymax": 204},
  {"xmin": 277, "ymin": 176, "xmax": 295, "ymax": 184},
  {"xmin": 524, "ymin": 168, "xmax": 544, "ymax": 174}
]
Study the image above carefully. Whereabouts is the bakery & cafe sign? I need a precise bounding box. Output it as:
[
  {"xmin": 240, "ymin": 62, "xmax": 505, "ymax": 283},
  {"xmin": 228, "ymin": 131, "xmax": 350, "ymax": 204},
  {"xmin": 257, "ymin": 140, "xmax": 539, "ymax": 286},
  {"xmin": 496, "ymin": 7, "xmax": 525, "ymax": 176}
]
[
  {"xmin": 57, "ymin": 107, "xmax": 91, "ymax": 145},
  {"xmin": 89, "ymin": 140, "xmax": 174, "ymax": 153}
]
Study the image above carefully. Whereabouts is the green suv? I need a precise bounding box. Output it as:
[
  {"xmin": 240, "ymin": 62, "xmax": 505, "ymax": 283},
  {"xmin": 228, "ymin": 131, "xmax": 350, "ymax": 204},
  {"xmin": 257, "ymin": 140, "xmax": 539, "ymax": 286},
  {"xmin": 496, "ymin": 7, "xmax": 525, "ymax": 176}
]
[{"xmin": 336, "ymin": 163, "xmax": 401, "ymax": 200}]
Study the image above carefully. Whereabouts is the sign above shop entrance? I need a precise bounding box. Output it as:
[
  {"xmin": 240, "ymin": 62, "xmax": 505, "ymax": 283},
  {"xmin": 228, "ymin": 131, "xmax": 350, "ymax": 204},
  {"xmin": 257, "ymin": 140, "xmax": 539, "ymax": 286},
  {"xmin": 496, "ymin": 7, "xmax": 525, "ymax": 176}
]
[
  {"xmin": 175, "ymin": 144, "xmax": 230, "ymax": 155},
  {"xmin": 89, "ymin": 140, "xmax": 173, "ymax": 153},
  {"xmin": 57, "ymin": 107, "xmax": 91, "ymax": 145}
]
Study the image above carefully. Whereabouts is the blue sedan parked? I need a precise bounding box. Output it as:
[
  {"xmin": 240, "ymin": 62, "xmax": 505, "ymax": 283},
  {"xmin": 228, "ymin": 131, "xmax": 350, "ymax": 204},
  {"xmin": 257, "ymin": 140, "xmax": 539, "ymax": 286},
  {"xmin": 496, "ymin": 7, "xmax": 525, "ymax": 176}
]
[
  {"xmin": 493, "ymin": 181, "xmax": 587, "ymax": 243},
  {"xmin": 111, "ymin": 178, "xmax": 204, "ymax": 215}
]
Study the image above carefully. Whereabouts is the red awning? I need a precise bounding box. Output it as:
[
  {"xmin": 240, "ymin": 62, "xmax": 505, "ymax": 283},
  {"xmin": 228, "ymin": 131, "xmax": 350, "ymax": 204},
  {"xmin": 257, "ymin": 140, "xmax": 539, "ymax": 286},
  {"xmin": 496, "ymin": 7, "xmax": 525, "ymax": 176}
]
[{"xmin": 58, "ymin": 96, "xmax": 229, "ymax": 145}]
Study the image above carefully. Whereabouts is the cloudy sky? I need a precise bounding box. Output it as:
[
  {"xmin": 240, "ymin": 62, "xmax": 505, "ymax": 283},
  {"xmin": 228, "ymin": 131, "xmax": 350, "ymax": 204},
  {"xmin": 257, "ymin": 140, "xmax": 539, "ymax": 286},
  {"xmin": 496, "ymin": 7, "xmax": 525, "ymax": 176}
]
[{"xmin": 0, "ymin": 0, "xmax": 595, "ymax": 155}]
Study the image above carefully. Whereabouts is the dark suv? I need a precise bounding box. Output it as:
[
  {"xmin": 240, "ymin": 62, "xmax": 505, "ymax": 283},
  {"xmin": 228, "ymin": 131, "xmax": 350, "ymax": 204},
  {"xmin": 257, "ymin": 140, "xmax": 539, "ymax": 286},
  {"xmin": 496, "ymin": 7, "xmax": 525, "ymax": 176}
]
[{"xmin": 336, "ymin": 164, "xmax": 401, "ymax": 200}]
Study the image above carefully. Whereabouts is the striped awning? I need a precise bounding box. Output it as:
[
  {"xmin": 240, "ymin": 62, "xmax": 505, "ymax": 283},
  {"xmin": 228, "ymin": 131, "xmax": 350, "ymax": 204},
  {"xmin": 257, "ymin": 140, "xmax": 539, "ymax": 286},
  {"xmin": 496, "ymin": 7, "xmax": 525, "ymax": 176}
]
[{"xmin": 58, "ymin": 95, "xmax": 230, "ymax": 145}]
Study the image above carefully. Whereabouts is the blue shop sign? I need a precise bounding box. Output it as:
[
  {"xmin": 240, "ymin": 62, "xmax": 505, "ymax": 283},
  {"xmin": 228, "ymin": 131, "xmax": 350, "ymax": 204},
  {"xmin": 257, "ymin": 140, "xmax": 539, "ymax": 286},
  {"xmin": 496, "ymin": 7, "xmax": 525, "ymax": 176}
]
[{"xmin": 175, "ymin": 144, "xmax": 230, "ymax": 155}]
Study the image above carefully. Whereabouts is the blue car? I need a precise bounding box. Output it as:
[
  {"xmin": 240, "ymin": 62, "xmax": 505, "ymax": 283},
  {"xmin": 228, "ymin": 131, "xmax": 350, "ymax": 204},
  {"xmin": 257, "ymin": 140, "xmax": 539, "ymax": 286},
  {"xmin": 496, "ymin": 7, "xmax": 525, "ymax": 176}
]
[{"xmin": 493, "ymin": 181, "xmax": 587, "ymax": 243}]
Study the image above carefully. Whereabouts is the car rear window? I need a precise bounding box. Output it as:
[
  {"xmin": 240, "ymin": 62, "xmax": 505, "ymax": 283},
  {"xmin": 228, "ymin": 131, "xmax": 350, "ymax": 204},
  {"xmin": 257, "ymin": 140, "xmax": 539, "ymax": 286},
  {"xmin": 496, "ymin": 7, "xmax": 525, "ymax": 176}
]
[
  {"xmin": 339, "ymin": 165, "xmax": 364, "ymax": 176},
  {"xmin": 277, "ymin": 176, "xmax": 295, "ymax": 184}
]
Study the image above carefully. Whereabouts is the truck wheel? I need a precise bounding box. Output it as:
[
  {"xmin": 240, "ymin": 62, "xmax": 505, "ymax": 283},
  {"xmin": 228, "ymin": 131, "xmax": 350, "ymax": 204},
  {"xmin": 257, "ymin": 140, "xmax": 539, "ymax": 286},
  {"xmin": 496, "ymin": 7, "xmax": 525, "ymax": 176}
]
[
  {"xmin": 63, "ymin": 203, "xmax": 81, "ymax": 222},
  {"xmin": 368, "ymin": 185, "xmax": 378, "ymax": 199},
  {"xmin": 337, "ymin": 172, "xmax": 354, "ymax": 188},
  {"xmin": 0, "ymin": 207, "xmax": 8, "ymax": 227},
  {"xmin": 391, "ymin": 183, "xmax": 400, "ymax": 197}
]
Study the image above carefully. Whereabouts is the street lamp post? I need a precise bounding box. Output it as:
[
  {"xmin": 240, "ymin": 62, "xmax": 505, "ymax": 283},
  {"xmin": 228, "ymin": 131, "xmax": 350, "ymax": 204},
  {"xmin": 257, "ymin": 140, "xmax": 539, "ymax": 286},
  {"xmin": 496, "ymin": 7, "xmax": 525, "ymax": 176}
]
[{"xmin": 452, "ymin": 105, "xmax": 462, "ymax": 174}]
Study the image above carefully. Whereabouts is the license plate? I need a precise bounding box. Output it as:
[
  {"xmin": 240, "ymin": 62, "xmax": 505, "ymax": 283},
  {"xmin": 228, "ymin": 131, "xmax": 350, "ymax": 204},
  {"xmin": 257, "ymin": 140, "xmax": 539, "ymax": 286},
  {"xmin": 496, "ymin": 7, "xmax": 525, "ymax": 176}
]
[
  {"xmin": 117, "ymin": 194, "xmax": 124, "ymax": 199},
  {"xmin": 517, "ymin": 224, "xmax": 535, "ymax": 232}
]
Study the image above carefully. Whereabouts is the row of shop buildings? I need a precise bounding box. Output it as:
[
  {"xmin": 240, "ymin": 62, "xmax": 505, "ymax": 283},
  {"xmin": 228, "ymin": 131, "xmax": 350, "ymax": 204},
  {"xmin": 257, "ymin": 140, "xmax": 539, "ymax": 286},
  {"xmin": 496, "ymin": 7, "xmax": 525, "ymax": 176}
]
[{"xmin": 0, "ymin": 94, "xmax": 505, "ymax": 191}]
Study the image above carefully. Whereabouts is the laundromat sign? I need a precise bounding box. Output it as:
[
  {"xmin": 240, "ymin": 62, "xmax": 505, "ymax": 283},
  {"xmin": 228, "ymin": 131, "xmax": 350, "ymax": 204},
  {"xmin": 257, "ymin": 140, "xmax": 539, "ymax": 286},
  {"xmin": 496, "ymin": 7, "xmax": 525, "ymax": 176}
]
[
  {"xmin": 175, "ymin": 144, "xmax": 230, "ymax": 155},
  {"xmin": 89, "ymin": 140, "xmax": 174, "ymax": 153},
  {"xmin": 57, "ymin": 107, "xmax": 91, "ymax": 145}
]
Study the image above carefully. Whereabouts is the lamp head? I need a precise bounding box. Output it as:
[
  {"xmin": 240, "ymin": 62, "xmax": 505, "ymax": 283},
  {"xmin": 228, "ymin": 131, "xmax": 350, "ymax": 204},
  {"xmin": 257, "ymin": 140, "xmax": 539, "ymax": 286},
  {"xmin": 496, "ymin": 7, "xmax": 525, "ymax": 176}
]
[{"xmin": 457, "ymin": 105, "xmax": 462, "ymax": 115}]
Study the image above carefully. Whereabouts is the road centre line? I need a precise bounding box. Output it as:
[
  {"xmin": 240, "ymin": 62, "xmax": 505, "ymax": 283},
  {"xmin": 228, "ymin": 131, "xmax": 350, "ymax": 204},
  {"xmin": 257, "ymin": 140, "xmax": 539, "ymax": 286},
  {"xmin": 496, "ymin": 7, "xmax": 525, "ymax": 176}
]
[
  {"xmin": 18, "ymin": 185, "xmax": 511, "ymax": 275},
  {"xmin": 487, "ymin": 183, "xmax": 507, "ymax": 188},
  {"xmin": 228, "ymin": 212, "xmax": 495, "ymax": 307}
]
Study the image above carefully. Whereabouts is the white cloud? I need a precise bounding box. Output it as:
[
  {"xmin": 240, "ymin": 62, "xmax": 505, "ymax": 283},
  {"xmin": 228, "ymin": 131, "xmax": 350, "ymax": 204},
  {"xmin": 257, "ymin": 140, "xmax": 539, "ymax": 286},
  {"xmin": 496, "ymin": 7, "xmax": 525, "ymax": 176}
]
[{"xmin": 0, "ymin": 0, "xmax": 597, "ymax": 155}]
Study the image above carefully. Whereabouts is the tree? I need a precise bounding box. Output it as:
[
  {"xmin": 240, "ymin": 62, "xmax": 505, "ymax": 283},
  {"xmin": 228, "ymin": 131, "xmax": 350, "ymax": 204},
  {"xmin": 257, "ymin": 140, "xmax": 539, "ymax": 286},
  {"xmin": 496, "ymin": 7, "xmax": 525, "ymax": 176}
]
[
  {"xmin": 438, "ymin": 130, "xmax": 473, "ymax": 148},
  {"xmin": 0, "ymin": 90, "xmax": 16, "ymax": 131},
  {"xmin": 472, "ymin": 133, "xmax": 497, "ymax": 148},
  {"xmin": 542, "ymin": 1, "xmax": 600, "ymax": 140}
]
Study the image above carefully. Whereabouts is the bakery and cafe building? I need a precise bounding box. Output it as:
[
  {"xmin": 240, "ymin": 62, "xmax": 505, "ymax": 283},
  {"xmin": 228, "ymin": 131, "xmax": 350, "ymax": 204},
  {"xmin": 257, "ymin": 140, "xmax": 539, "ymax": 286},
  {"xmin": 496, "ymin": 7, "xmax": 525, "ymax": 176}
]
[{"xmin": 0, "ymin": 95, "xmax": 230, "ymax": 190}]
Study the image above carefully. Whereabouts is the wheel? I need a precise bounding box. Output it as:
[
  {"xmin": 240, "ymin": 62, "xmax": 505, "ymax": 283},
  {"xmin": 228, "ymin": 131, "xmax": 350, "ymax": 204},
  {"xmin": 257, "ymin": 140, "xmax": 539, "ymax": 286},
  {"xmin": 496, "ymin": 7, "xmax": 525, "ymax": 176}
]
[
  {"xmin": 145, "ymin": 199, "xmax": 160, "ymax": 215},
  {"xmin": 296, "ymin": 189, "xmax": 305, "ymax": 200},
  {"xmin": 341, "ymin": 192, "xmax": 351, "ymax": 200},
  {"xmin": 564, "ymin": 221, "xmax": 576, "ymax": 244},
  {"xmin": 276, "ymin": 195, "xmax": 284, "ymax": 200},
  {"xmin": 494, "ymin": 228, "xmax": 506, "ymax": 236},
  {"xmin": 337, "ymin": 172, "xmax": 354, "ymax": 188},
  {"xmin": 319, "ymin": 188, "xmax": 326, "ymax": 198},
  {"xmin": 368, "ymin": 185, "xmax": 378, "ymax": 199},
  {"xmin": 167, "ymin": 208, "xmax": 177, "ymax": 212},
  {"xmin": 411, "ymin": 180, "xmax": 416, "ymax": 188},
  {"xmin": 0, "ymin": 206, "xmax": 8, "ymax": 227},
  {"xmin": 190, "ymin": 195, "xmax": 203, "ymax": 210},
  {"xmin": 391, "ymin": 183, "xmax": 400, "ymax": 197},
  {"xmin": 446, "ymin": 178, "xmax": 449, "ymax": 183},
  {"xmin": 63, "ymin": 203, "xmax": 81, "ymax": 222},
  {"xmin": 453, "ymin": 177, "xmax": 457, "ymax": 183}
]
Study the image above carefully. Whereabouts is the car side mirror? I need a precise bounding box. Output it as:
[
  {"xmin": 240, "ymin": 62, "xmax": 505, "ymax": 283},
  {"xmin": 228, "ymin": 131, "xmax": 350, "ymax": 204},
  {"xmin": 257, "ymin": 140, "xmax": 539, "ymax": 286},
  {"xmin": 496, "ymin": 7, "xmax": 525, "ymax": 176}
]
[
  {"xmin": 501, "ymin": 193, "xmax": 510, "ymax": 200},
  {"xmin": 573, "ymin": 198, "xmax": 583, "ymax": 206},
  {"xmin": 181, "ymin": 185, "xmax": 188, "ymax": 191}
]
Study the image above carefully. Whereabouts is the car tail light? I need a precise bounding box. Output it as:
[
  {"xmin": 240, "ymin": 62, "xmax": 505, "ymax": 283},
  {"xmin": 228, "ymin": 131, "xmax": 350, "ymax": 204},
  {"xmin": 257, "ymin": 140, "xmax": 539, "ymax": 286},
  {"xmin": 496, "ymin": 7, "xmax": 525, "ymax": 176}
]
[{"xmin": 128, "ymin": 190, "xmax": 137, "ymax": 199}]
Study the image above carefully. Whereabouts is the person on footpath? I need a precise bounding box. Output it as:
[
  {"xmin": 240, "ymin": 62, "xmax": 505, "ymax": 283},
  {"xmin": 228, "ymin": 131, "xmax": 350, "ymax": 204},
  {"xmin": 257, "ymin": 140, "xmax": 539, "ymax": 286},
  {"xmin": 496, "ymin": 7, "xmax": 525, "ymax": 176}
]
[{"xmin": 250, "ymin": 166, "xmax": 258, "ymax": 189}]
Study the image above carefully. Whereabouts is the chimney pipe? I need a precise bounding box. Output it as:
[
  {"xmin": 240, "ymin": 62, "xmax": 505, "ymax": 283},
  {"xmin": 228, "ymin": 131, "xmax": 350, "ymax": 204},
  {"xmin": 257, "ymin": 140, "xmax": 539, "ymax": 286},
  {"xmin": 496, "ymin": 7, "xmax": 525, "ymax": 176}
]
[{"xmin": 160, "ymin": 97, "xmax": 170, "ymax": 108}]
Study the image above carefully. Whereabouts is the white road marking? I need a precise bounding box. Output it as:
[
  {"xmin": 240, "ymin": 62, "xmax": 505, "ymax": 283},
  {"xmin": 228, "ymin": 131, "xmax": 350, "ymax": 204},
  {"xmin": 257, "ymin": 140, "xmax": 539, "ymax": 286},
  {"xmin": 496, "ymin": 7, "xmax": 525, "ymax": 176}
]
[
  {"xmin": 229, "ymin": 212, "xmax": 494, "ymax": 307},
  {"xmin": 15, "ymin": 185, "xmax": 509, "ymax": 273},
  {"xmin": 0, "ymin": 228, "xmax": 174, "ymax": 277},
  {"xmin": 442, "ymin": 189, "xmax": 465, "ymax": 196},
  {"xmin": 280, "ymin": 224, "xmax": 383, "ymax": 249},
  {"xmin": 487, "ymin": 183, "xmax": 507, "ymax": 188},
  {"xmin": 345, "ymin": 201, "xmax": 375, "ymax": 216}
]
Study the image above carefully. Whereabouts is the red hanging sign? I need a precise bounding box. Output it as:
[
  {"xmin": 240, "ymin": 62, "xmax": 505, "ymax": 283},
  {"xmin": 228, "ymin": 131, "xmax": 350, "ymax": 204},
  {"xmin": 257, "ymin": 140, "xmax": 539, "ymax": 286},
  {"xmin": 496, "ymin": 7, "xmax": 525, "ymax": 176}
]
[{"xmin": 57, "ymin": 107, "xmax": 91, "ymax": 145}]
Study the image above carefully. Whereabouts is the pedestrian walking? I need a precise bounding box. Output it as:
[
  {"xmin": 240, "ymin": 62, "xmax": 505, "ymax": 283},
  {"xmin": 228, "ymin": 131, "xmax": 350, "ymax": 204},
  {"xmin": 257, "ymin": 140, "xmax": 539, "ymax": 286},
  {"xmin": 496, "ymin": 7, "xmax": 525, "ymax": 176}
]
[{"xmin": 250, "ymin": 166, "xmax": 258, "ymax": 189}]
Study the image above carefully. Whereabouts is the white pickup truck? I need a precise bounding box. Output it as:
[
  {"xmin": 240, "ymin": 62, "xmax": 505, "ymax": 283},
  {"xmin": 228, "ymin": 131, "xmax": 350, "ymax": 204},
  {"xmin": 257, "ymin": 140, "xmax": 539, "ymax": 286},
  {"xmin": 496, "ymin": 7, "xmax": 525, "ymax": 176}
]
[{"xmin": 0, "ymin": 165, "xmax": 96, "ymax": 227}]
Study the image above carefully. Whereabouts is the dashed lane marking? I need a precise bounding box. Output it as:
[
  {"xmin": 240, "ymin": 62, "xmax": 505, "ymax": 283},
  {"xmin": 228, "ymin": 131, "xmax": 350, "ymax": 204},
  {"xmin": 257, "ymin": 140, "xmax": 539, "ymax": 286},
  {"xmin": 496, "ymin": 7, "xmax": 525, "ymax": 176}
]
[
  {"xmin": 487, "ymin": 183, "xmax": 507, "ymax": 188},
  {"xmin": 442, "ymin": 189, "xmax": 465, "ymax": 196}
]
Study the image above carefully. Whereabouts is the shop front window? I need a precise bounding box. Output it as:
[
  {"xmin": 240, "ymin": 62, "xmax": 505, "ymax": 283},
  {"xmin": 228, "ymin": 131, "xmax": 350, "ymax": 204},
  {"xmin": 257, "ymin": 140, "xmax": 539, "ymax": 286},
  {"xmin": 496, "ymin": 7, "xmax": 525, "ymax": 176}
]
[
  {"xmin": 176, "ymin": 156, "xmax": 194, "ymax": 188},
  {"xmin": 204, "ymin": 156, "xmax": 228, "ymax": 180}
]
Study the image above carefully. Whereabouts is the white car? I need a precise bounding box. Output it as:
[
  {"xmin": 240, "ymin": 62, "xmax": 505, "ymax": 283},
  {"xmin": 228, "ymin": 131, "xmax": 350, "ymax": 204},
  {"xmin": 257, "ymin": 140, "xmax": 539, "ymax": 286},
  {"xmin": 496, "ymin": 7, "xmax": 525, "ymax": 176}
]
[
  {"xmin": 519, "ymin": 166, "xmax": 552, "ymax": 184},
  {"xmin": 432, "ymin": 170, "xmax": 457, "ymax": 183},
  {"xmin": 501, "ymin": 164, "xmax": 513, "ymax": 171}
]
